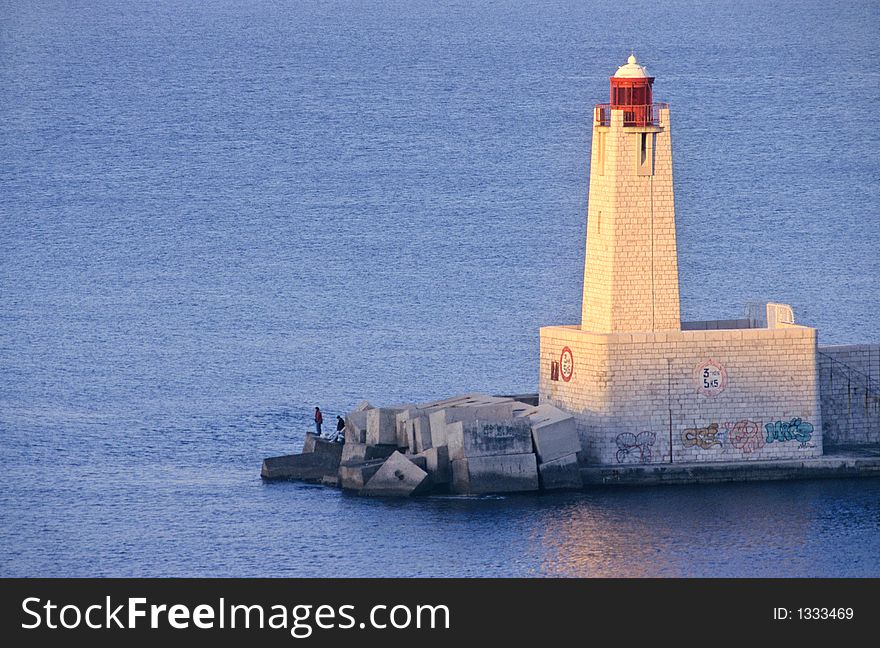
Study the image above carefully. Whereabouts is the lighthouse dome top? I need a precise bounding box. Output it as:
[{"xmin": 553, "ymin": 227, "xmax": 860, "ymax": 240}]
[{"xmin": 613, "ymin": 54, "xmax": 650, "ymax": 78}]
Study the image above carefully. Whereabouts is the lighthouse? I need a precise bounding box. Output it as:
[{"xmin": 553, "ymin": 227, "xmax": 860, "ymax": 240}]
[
  {"xmin": 539, "ymin": 55, "xmax": 822, "ymax": 467},
  {"xmin": 582, "ymin": 54, "xmax": 680, "ymax": 333}
]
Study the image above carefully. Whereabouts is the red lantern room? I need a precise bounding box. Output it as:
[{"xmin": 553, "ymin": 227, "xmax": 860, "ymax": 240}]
[{"xmin": 603, "ymin": 54, "xmax": 656, "ymax": 127}]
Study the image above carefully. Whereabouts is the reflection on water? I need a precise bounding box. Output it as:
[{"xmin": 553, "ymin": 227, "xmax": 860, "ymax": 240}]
[{"xmin": 530, "ymin": 482, "xmax": 878, "ymax": 577}]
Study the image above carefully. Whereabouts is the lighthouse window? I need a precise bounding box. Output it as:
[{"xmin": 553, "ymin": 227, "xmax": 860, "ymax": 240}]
[
  {"xmin": 596, "ymin": 131, "xmax": 606, "ymax": 175},
  {"xmin": 637, "ymin": 132, "xmax": 654, "ymax": 176}
]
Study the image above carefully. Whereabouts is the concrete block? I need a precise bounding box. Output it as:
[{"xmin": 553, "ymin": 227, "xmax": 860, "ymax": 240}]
[
  {"xmin": 406, "ymin": 415, "xmax": 433, "ymax": 453},
  {"xmin": 538, "ymin": 452, "xmax": 583, "ymax": 490},
  {"xmin": 302, "ymin": 432, "xmax": 320, "ymax": 454},
  {"xmin": 354, "ymin": 400, "xmax": 373, "ymax": 412},
  {"xmin": 367, "ymin": 408, "xmax": 405, "ymax": 446},
  {"xmin": 341, "ymin": 441, "xmax": 366, "ymax": 466},
  {"xmin": 338, "ymin": 459, "xmax": 386, "ymax": 491},
  {"xmin": 261, "ymin": 452, "xmax": 340, "ymax": 482},
  {"xmin": 415, "ymin": 393, "xmax": 492, "ymax": 410},
  {"xmin": 383, "ymin": 403, "xmax": 417, "ymax": 450},
  {"xmin": 451, "ymin": 453, "xmax": 539, "ymax": 494},
  {"xmin": 395, "ymin": 409, "xmax": 415, "ymax": 449},
  {"xmin": 511, "ymin": 402, "xmax": 534, "ymax": 418},
  {"xmin": 446, "ymin": 419, "xmax": 534, "ymax": 461},
  {"xmin": 407, "ymin": 454, "xmax": 428, "ymax": 472},
  {"xmin": 360, "ymin": 451, "xmax": 430, "ymax": 497},
  {"xmin": 340, "ymin": 442, "xmax": 397, "ymax": 466},
  {"xmin": 523, "ymin": 404, "xmax": 581, "ymax": 463},
  {"xmin": 498, "ymin": 393, "xmax": 540, "ymax": 406},
  {"xmin": 415, "ymin": 446, "xmax": 451, "ymax": 484},
  {"xmin": 311, "ymin": 437, "xmax": 344, "ymax": 464},
  {"xmin": 429, "ymin": 401, "xmax": 521, "ymax": 448},
  {"xmin": 344, "ymin": 410, "xmax": 368, "ymax": 444}
]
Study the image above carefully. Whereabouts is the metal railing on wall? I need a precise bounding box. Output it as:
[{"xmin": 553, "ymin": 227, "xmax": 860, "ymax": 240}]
[
  {"xmin": 594, "ymin": 103, "xmax": 668, "ymax": 127},
  {"xmin": 817, "ymin": 350, "xmax": 878, "ymax": 397}
]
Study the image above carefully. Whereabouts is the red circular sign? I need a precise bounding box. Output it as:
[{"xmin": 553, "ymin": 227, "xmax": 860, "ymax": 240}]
[
  {"xmin": 694, "ymin": 358, "xmax": 728, "ymax": 397},
  {"xmin": 560, "ymin": 347, "xmax": 574, "ymax": 382}
]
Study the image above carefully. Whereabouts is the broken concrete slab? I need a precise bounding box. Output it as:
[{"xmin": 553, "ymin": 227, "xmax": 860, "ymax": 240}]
[
  {"xmin": 523, "ymin": 404, "xmax": 581, "ymax": 463},
  {"xmin": 338, "ymin": 459, "xmax": 387, "ymax": 491},
  {"xmin": 538, "ymin": 452, "xmax": 583, "ymax": 490},
  {"xmin": 360, "ymin": 451, "xmax": 430, "ymax": 497},
  {"xmin": 340, "ymin": 442, "xmax": 398, "ymax": 466},
  {"xmin": 354, "ymin": 400, "xmax": 373, "ymax": 412},
  {"xmin": 345, "ymin": 410, "xmax": 369, "ymax": 444},
  {"xmin": 261, "ymin": 453, "xmax": 339, "ymax": 482},
  {"xmin": 446, "ymin": 419, "xmax": 534, "ymax": 461},
  {"xmin": 451, "ymin": 453, "xmax": 539, "ymax": 494}
]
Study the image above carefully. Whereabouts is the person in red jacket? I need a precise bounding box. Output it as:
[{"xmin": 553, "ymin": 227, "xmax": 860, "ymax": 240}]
[{"xmin": 314, "ymin": 407, "xmax": 323, "ymax": 436}]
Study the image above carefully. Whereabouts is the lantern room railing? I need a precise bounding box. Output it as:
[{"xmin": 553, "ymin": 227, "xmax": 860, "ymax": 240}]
[{"xmin": 595, "ymin": 102, "xmax": 668, "ymax": 127}]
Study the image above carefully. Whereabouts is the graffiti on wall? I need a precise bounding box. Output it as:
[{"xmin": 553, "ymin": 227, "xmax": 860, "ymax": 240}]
[
  {"xmin": 681, "ymin": 423, "xmax": 722, "ymax": 449},
  {"xmin": 616, "ymin": 431, "xmax": 655, "ymax": 464},
  {"xmin": 724, "ymin": 420, "xmax": 765, "ymax": 454},
  {"xmin": 765, "ymin": 418, "xmax": 814, "ymax": 445},
  {"xmin": 618, "ymin": 417, "xmax": 816, "ymax": 464}
]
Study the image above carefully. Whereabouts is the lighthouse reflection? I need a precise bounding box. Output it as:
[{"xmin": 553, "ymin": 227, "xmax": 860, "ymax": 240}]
[{"xmin": 526, "ymin": 482, "xmax": 819, "ymax": 577}]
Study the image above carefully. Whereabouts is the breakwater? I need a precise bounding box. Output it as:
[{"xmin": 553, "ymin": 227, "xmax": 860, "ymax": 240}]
[
  {"xmin": 262, "ymin": 393, "xmax": 583, "ymax": 496},
  {"xmin": 261, "ymin": 393, "xmax": 880, "ymax": 495}
]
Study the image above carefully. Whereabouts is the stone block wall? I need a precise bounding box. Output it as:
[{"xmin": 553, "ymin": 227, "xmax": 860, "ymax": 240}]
[
  {"xmin": 581, "ymin": 107, "xmax": 680, "ymax": 333},
  {"xmin": 540, "ymin": 324, "xmax": 822, "ymax": 465},
  {"xmin": 817, "ymin": 344, "xmax": 880, "ymax": 446}
]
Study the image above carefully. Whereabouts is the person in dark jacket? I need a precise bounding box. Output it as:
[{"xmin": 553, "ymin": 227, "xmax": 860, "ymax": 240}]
[
  {"xmin": 336, "ymin": 416, "xmax": 345, "ymax": 434},
  {"xmin": 314, "ymin": 407, "xmax": 323, "ymax": 435}
]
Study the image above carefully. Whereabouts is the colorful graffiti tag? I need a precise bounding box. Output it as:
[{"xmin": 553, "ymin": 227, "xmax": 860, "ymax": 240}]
[
  {"xmin": 725, "ymin": 420, "xmax": 765, "ymax": 454},
  {"xmin": 615, "ymin": 431, "xmax": 655, "ymax": 464},
  {"xmin": 682, "ymin": 423, "xmax": 722, "ymax": 449},
  {"xmin": 765, "ymin": 418, "xmax": 814, "ymax": 444}
]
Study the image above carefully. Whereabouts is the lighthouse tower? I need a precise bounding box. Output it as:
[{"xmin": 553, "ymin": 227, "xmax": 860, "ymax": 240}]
[
  {"xmin": 539, "ymin": 55, "xmax": 821, "ymax": 467},
  {"xmin": 582, "ymin": 55, "xmax": 680, "ymax": 332}
]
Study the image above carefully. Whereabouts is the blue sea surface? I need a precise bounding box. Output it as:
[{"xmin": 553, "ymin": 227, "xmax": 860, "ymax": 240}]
[{"xmin": 1, "ymin": 0, "xmax": 879, "ymax": 577}]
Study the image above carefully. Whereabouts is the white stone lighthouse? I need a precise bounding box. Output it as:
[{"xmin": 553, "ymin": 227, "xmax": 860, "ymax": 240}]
[
  {"xmin": 540, "ymin": 55, "xmax": 823, "ymax": 466},
  {"xmin": 581, "ymin": 55, "xmax": 680, "ymax": 333}
]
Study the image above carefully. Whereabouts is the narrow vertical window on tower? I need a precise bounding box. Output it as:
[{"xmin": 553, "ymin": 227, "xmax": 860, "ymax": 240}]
[
  {"xmin": 637, "ymin": 132, "xmax": 654, "ymax": 176},
  {"xmin": 596, "ymin": 131, "xmax": 606, "ymax": 175}
]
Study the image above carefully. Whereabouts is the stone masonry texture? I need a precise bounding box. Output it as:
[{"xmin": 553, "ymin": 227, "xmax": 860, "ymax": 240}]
[
  {"xmin": 818, "ymin": 344, "xmax": 880, "ymax": 445},
  {"xmin": 542, "ymin": 101, "xmax": 825, "ymax": 466}
]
